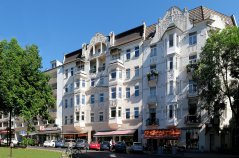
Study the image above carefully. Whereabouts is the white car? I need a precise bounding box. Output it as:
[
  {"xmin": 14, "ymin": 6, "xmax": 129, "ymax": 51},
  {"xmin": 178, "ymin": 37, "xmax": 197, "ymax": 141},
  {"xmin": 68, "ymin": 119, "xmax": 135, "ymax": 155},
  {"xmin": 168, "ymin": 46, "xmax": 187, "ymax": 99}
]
[
  {"xmin": 43, "ymin": 140, "xmax": 55, "ymax": 147},
  {"xmin": 3, "ymin": 138, "xmax": 18, "ymax": 145},
  {"xmin": 130, "ymin": 142, "xmax": 143, "ymax": 153}
]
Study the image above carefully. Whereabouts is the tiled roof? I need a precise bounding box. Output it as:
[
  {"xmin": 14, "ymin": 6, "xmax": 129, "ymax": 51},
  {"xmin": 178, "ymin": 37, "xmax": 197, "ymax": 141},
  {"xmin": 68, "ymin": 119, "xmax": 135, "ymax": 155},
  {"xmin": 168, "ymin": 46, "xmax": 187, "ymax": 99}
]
[
  {"xmin": 189, "ymin": 6, "xmax": 235, "ymax": 26},
  {"xmin": 146, "ymin": 23, "xmax": 156, "ymax": 39},
  {"xmin": 114, "ymin": 25, "xmax": 144, "ymax": 47},
  {"xmin": 64, "ymin": 49, "xmax": 82, "ymax": 64}
]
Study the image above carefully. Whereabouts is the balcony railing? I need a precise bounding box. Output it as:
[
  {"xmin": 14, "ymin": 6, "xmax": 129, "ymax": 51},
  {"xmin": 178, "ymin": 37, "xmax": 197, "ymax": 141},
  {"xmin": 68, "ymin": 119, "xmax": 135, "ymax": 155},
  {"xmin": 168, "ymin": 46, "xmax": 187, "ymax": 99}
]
[
  {"xmin": 147, "ymin": 70, "xmax": 158, "ymax": 81},
  {"xmin": 184, "ymin": 115, "xmax": 201, "ymax": 124},
  {"xmin": 146, "ymin": 118, "xmax": 159, "ymax": 126},
  {"xmin": 147, "ymin": 95, "xmax": 157, "ymax": 105},
  {"xmin": 98, "ymin": 66, "xmax": 105, "ymax": 72},
  {"xmin": 89, "ymin": 68, "xmax": 96, "ymax": 74},
  {"xmin": 187, "ymin": 89, "xmax": 198, "ymax": 97}
]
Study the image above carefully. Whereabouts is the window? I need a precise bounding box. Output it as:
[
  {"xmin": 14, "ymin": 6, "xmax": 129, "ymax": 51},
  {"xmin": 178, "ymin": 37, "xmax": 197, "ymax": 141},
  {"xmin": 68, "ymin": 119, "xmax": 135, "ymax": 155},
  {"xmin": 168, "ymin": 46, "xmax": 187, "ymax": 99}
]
[
  {"xmin": 135, "ymin": 85, "xmax": 139, "ymax": 97},
  {"xmin": 118, "ymin": 107, "xmax": 122, "ymax": 117},
  {"xmin": 70, "ymin": 115, "xmax": 73, "ymax": 124},
  {"xmin": 150, "ymin": 45, "xmax": 157, "ymax": 57},
  {"xmin": 169, "ymin": 57, "xmax": 173, "ymax": 70},
  {"xmin": 70, "ymin": 83, "xmax": 74, "ymax": 92},
  {"xmin": 134, "ymin": 107, "xmax": 139, "ymax": 119},
  {"xmin": 82, "ymin": 80, "xmax": 86, "ymax": 87},
  {"xmin": 65, "ymin": 99, "xmax": 68, "ymax": 108},
  {"xmin": 111, "ymin": 87, "xmax": 116, "ymax": 99},
  {"xmin": 189, "ymin": 80, "xmax": 197, "ymax": 93},
  {"xmin": 118, "ymin": 87, "xmax": 122, "ymax": 98},
  {"xmin": 150, "ymin": 87, "xmax": 156, "ymax": 96},
  {"xmin": 169, "ymin": 105, "xmax": 173, "ymax": 119},
  {"xmin": 76, "ymin": 112, "xmax": 79, "ymax": 121},
  {"xmin": 111, "ymin": 69, "xmax": 116, "ymax": 79},
  {"xmin": 119, "ymin": 70, "xmax": 122, "ymax": 79},
  {"xmin": 189, "ymin": 32, "xmax": 197, "ymax": 45},
  {"xmin": 135, "ymin": 66, "xmax": 139, "ymax": 77},
  {"xmin": 150, "ymin": 64, "xmax": 156, "ymax": 71},
  {"xmin": 65, "ymin": 116, "xmax": 67, "ymax": 125},
  {"xmin": 65, "ymin": 69, "xmax": 68, "ymax": 78},
  {"xmin": 169, "ymin": 81, "xmax": 174, "ymax": 95},
  {"xmin": 52, "ymin": 63, "xmax": 56, "ymax": 69},
  {"xmin": 71, "ymin": 67, "xmax": 74, "ymax": 76},
  {"xmin": 100, "ymin": 77, "xmax": 104, "ymax": 85},
  {"xmin": 126, "ymin": 87, "xmax": 130, "ymax": 98},
  {"xmin": 76, "ymin": 79, "xmax": 80, "ymax": 88},
  {"xmin": 126, "ymin": 108, "xmax": 130, "ymax": 119},
  {"xmin": 90, "ymin": 95, "xmax": 95, "ymax": 104},
  {"xmin": 99, "ymin": 93, "xmax": 104, "ymax": 102},
  {"xmin": 169, "ymin": 34, "xmax": 174, "ymax": 47},
  {"xmin": 126, "ymin": 69, "xmax": 130, "ymax": 79},
  {"xmin": 126, "ymin": 49, "xmax": 131, "ymax": 60},
  {"xmin": 65, "ymin": 85, "xmax": 68, "ymax": 93},
  {"xmin": 91, "ymin": 79, "xmax": 95, "ymax": 87},
  {"xmin": 82, "ymin": 95, "xmax": 85, "ymax": 104},
  {"xmin": 76, "ymin": 95, "xmax": 80, "ymax": 105},
  {"xmin": 70, "ymin": 98, "xmax": 73, "ymax": 107},
  {"xmin": 111, "ymin": 107, "xmax": 116, "ymax": 118},
  {"xmin": 99, "ymin": 112, "xmax": 103, "ymax": 121},
  {"xmin": 91, "ymin": 113, "xmax": 94, "ymax": 122},
  {"xmin": 189, "ymin": 55, "xmax": 197, "ymax": 64},
  {"xmin": 135, "ymin": 46, "xmax": 139, "ymax": 57},
  {"xmin": 81, "ymin": 112, "xmax": 85, "ymax": 121}
]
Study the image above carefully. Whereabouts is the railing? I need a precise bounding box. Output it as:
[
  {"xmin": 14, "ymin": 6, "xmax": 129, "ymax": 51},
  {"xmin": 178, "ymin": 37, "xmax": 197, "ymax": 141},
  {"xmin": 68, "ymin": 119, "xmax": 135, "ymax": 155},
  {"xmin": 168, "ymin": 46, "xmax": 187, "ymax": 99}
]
[
  {"xmin": 147, "ymin": 95, "xmax": 157, "ymax": 104},
  {"xmin": 98, "ymin": 66, "xmax": 105, "ymax": 72},
  {"xmin": 184, "ymin": 115, "xmax": 201, "ymax": 124},
  {"xmin": 146, "ymin": 118, "xmax": 159, "ymax": 126},
  {"xmin": 89, "ymin": 69, "xmax": 96, "ymax": 73}
]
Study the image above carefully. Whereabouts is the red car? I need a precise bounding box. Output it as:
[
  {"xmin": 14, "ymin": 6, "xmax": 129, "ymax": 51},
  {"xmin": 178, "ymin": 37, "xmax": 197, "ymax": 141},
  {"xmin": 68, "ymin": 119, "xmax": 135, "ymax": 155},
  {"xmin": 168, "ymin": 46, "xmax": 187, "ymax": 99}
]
[{"xmin": 89, "ymin": 142, "xmax": 100, "ymax": 150}]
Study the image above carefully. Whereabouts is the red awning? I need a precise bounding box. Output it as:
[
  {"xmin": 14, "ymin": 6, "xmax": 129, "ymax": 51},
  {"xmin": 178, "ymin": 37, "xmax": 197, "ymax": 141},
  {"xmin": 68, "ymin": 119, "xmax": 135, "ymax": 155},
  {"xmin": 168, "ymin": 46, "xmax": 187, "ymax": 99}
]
[
  {"xmin": 144, "ymin": 129, "xmax": 181, "ymax": 139},
  {"xmin": 94, "ymin": 129, "xmax": 135, "ymax": 137}
]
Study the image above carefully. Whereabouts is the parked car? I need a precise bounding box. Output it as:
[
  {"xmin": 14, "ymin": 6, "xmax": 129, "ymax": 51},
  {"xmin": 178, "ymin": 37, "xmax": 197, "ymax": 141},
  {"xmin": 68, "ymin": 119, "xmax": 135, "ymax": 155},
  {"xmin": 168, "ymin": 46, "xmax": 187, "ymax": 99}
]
[
  {"xmin": 64, "ymin": 139, "xmax": 76, "ymax": 148},
  {"xmin": 75, "ymin": 139, "xmax": 88, "ymax": 149},
  {"xmin": 89, "ymin": 141, "xmax": 100, "ymax": 150},
  {"xmin": 43, "ymin": 140, "xmax": 55, "ymax": 147},
  {"xmin": 114, "ymin": 142, "xmax": 126, "ymax": 153},
  {"xmin": 100, "ymin": 141, "xmax": 110, "ymax": 151},
  {"xmin": 130, "ymin": 142, "xmax": 144, "ymax": 153},
  {"xmin": 2, "ymin": 138, "xmax": 18, "ymax": 145},
  {"xmin": 55, "ymin": 140, "xmax": 65, "ymax": 148}
]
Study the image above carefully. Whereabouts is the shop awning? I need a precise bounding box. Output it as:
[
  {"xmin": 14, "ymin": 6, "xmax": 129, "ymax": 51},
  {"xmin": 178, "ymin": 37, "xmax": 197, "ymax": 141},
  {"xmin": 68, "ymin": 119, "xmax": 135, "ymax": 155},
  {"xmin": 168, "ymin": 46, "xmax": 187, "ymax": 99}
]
[
  {"xmin": 94, "ymin": 129, "xmax": 136, "ymax": 137},
  {"xmin": 144, "ymin": 129, "xmax": 181, "ymax": 139}
]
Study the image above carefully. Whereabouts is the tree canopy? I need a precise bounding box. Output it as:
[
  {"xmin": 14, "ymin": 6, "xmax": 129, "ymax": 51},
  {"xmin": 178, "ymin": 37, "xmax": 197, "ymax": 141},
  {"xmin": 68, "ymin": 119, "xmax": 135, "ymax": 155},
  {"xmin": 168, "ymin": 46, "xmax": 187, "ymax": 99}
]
[
  {"xmin": 194, "ymin": 26, "xmax": 239, "ymax": 124},
  {"xmin": 0, "ymin": 39, "xmax": 55, "ymax": 132}
]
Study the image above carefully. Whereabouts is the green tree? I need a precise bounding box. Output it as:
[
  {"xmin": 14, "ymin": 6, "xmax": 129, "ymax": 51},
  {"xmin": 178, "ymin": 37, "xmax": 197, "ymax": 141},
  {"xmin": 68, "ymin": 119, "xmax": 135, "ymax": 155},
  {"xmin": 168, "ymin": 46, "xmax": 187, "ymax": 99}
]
[
  {"xmin": 194, "ymin": 26, "xmax": 239, "ymax": 150},
  {"xmin": 0, "ymin": 39, "xmax": 55, "ymax": 145}
]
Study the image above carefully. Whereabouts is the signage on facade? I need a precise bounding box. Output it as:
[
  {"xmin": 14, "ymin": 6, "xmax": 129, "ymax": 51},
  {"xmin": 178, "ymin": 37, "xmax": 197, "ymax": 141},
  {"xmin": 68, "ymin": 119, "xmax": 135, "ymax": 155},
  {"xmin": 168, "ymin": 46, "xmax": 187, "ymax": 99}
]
[
  {"xmin": 39, "ymin": 126, "xmax": 58, "ymax": 131},
  {"xmin": 144, "ymin": 129, "xmax": 181, "ymax": 139}
]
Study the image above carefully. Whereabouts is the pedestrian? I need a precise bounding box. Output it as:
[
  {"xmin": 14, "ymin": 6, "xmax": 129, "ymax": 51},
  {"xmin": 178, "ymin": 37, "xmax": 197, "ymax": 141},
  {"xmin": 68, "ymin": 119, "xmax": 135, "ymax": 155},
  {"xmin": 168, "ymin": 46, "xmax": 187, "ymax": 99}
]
[{"xmin": 110, "ymin": 139, "xmax": 113, "ymax": 151}]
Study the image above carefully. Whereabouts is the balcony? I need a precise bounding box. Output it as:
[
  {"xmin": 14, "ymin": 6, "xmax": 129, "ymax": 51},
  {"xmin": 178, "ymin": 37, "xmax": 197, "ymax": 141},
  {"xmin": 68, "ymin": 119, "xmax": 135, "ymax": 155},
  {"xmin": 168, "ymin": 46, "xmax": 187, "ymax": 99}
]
[
  {"xmin": 187, "ymin": 90, "xmax": 198, "ymax": 98},
  {"xmin": 147, "ymin": 95, "xmax": 157, "ymax": 105},
  {"xmin": 184, "ymin": 115, "xmax": 201, "ymax": 125},
  {"xmin": 108, "ymin": 117, "xmax": 122, "ymax": 129},
  {"xmin": 146, "ymin": 118, "xmax": 159, "ymax": 126},
  {"xmin": 186, "ymin": 63, "xmax": 198, "ymax": 73},
  {"xmin": 110, "ymin": 59, "xmax": 124, "ymax": 68},
  {"xmin": 166, "ymin": 118, "xmax": 178, "ymax": 127},
  {"xmin": 89, "ymin": 68, "xmax": 96, "ymax": 74},
  {"xmin": 147, "ymin": 70, "xmax": 158, "ymax": 86},
  {"xmin": 75, "ymin": 68, "xmax": 87, "ymax": 78},
  {"xmin": 98, "ymin": 66, "xmax": 105, "ymax": 72}
]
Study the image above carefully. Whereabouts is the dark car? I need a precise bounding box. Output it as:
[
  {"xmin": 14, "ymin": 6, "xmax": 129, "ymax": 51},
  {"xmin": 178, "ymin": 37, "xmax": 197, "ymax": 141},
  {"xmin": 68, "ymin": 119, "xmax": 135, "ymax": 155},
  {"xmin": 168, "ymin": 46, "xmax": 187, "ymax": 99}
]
[
  {"xmin": 115, "ymin": 142, "xmax": 126, "ymax": 153},
  {"xmin": 55, "ymin": 140, "xmax": 65, "ymax": 148},
  {"xmin": 100, "ymin": 141, "xmax": 110, "ymax": 151},
  {"xmin": 75, "ymin": 139, "xmax": 88, "ymax": 149}
]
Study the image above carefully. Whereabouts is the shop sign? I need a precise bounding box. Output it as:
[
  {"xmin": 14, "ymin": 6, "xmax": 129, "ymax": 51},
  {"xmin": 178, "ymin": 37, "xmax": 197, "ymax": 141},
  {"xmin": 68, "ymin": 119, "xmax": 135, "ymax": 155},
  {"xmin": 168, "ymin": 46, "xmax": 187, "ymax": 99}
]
[
  {"xmin": 39, "ymin": 126, "xmax": 58, "ymax": 131},
  {"xmin": 144, "ymin": 129, "xmax": 181, "ymax": 139},
  {"xmin": 19, "ymin": 130, "xmax": 27, "ymax": 136}
]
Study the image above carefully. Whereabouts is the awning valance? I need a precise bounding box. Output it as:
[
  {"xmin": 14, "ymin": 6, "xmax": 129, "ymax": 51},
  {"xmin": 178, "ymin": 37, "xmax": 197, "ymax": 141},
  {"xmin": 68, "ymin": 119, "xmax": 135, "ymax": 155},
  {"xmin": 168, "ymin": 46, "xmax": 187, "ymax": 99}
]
[
  {"xmin": 144, "ymin": 129, "xmax": 181, "ymax": 139},
  {"xmin": 94, "ymin": 129, "xmax": 136, "ymax": 137}
]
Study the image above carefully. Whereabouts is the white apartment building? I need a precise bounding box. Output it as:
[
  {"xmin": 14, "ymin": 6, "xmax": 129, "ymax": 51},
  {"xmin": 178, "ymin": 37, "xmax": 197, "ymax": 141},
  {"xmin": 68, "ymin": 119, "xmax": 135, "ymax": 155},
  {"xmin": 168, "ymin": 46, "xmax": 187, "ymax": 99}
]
[{"xmin": 56, "ymin": 6, "xmax": 236, "ymax": 151}]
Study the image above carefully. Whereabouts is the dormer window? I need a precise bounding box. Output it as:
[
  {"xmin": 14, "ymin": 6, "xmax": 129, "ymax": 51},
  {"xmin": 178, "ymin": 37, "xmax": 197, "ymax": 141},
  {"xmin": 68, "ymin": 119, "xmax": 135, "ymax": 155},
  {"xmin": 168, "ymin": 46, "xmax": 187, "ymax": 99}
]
[
  {"xmin": 169, "ymin": 34, "xmax": 174, "ymax": 47},
  {"xmin": 189, "ymin": 32, "xmax": 197, "ymax": 45}
]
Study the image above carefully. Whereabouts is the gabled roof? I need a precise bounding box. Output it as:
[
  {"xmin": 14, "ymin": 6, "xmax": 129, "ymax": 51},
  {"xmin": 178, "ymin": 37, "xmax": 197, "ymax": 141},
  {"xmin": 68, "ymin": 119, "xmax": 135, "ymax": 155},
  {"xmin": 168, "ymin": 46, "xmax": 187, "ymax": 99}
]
[
  {"xmin": 114, "ymin": 25, "xmax": 144, "ymax": 46},
  {"xmin": 64, "ymin": 49, "xmax": 82, "ymax": 64},
  {"xmin": 189, "ymin": 6, "xmax": 235, "ymax": 26}
]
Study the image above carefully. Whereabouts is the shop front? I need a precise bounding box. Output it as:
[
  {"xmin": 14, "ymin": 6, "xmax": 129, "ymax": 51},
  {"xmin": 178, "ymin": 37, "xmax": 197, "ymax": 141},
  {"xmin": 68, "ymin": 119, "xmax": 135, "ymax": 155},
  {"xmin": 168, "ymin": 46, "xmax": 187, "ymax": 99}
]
[
  {"xmin": 62, "ymin": 125, "xmax": 87, "ymax": 140},
  {"xmin": 144, "ymin": 128, "xmax": 181, "ymax": 151},
  {"xmin": 38, "ymin": 126, "xmax": 61, "ymax": 144},
  {"xmin": 94, "ymin": 129, "xmax": 138, "ymax": 145}
]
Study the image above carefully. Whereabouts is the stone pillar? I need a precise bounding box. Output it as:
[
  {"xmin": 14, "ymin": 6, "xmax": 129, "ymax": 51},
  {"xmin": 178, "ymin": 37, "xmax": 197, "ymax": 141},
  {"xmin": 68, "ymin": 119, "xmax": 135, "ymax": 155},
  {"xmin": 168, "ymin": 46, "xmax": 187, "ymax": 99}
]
[
  {"xmin": 100, "ymin": 42, "xmax": 103, "ymax": 54},
  {"xmin": 96, "ymin": 58, "xmax": 99, "ymax": 73},
  {"xmin": 93, "ymin": 45, "xmax": 95, "ymax": 55},
  {"xmin": 88, "ymin": 131, "xmax": 91, "ymax": 143}
]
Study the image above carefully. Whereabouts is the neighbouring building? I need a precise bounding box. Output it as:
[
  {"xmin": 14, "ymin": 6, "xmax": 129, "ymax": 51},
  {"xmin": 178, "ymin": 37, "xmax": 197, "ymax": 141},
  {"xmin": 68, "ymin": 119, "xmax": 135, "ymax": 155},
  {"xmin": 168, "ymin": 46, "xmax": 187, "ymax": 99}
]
[{"xmin": 46, "ymin": 6, "xmax": 238, "ymax": 151}]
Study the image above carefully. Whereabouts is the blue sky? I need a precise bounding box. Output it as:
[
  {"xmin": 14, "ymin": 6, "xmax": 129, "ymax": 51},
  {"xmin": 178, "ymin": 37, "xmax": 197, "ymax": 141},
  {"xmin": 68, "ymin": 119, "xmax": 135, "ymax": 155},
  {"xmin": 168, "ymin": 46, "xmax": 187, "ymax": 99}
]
[{"xmin": 0, "ymin": 0, "xmax": 238, "ymax": 70}]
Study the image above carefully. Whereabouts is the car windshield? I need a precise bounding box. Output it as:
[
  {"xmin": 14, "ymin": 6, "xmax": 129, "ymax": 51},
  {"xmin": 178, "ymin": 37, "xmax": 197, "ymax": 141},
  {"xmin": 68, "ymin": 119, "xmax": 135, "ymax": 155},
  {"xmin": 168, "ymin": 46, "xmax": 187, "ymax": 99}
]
[{"xmin": 76, "ymin": 140, "xmax": 84, "ymax": 143}]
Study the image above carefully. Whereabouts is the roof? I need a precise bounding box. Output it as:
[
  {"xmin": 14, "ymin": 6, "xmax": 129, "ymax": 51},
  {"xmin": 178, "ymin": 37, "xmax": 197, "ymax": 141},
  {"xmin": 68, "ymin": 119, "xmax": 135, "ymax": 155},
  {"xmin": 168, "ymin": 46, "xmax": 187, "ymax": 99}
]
[
  {"xmin": 114, "ymin": 25, "xmax": 144, "ymax": 46},
  {"xmin": 64, "ymin": 49, "xmax": 82, "ymax": 64},
  {"xmin": 146, "ymin": 23, "xmax": 156, "ymax": 39},
  {"xmin": 189, "ymin": 6, "xmax": 235, "ymax": 26}
]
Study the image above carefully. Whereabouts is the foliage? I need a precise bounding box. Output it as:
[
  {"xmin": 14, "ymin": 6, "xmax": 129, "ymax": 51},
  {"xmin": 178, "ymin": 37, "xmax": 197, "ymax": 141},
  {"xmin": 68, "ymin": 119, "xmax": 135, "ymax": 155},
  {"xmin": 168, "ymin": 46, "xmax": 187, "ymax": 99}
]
[
  {"xmin": 0, "ymin": 39, "xmax": 55, "ymax": 133},
  {"xmin": 21, "ymin": 137, "xmax": 35, "ymax": 146},
  {"xmin": 147, "ymin": 70, "xmax": 159, "ymax": 81},
  {"xmin": 194, "ymin": 26, "xmax": 239, "ymax": 123}
]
